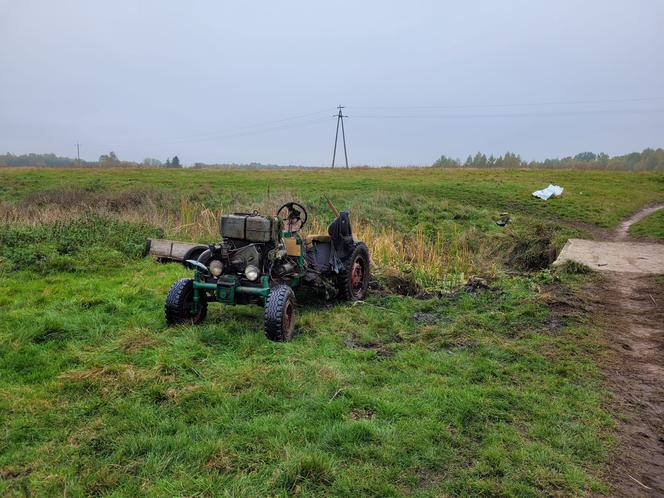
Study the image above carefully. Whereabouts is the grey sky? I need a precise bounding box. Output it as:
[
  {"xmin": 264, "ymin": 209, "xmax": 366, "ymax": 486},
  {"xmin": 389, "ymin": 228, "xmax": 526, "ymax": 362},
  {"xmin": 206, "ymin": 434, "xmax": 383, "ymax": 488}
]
[{"xmin": 1, "ymin": 0, "xmax": 662, "ymax": 166}]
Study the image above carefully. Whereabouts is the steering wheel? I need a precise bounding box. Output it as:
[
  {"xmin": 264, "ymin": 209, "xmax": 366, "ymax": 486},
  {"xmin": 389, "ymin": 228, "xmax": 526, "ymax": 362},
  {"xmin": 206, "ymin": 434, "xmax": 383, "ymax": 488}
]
[{"xmin": 277, "ymin": 202, "xmax": 308, "ymax": 233}]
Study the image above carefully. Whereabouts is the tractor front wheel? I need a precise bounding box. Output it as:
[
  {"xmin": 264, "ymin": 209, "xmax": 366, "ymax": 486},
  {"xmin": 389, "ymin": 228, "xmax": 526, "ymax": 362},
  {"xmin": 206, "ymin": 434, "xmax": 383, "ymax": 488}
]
[
  {"xmin": 264, "ymin": 285, "xmax": 296, "ymax": 342},
  {"xmin": 165, "ymin": 278, "xmax": 208, "ymax": 325}
]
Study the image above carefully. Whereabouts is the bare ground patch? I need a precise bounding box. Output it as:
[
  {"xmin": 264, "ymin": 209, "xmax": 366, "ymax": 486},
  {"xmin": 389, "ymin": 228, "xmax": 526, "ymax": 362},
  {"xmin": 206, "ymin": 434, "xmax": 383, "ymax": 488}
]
[
  {"xmin": 593, "ymin": 273, "xmax": 664, "ymax": 497},
  {"xmin": 552, "ymin": 203, "xmax": 664, "ymax": 495}
]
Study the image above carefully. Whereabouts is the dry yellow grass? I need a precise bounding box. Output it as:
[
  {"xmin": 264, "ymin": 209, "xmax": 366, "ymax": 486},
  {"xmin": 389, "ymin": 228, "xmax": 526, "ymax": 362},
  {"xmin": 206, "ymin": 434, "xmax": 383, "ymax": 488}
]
[{"xmin": 0, "ymin": 194, "xmax": 495, "ymax": 290}]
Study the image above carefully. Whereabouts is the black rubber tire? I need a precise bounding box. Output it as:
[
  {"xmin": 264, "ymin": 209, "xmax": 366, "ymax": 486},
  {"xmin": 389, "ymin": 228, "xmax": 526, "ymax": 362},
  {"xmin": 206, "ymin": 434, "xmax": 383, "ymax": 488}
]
[
  {"xmin": 183, "ymin": 245, "xmax": 208, "ymax": 262},
  {"xmin": 337, "ymin": 243, "xmax": 370, "ymax": 301},
  {"xmin": 165, "ymin": 278, "xmax": 208, "ymax": 325},
  {"xmin": 264, "ymin": 285, "xmax": 296, "ymax": 342}
]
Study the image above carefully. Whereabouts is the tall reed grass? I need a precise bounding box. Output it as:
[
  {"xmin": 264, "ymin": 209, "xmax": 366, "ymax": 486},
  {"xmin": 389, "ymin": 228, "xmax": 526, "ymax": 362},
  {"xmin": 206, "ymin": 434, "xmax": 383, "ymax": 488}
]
[{"xmin": 1, "ymin": 192, "xmax": 499, "ymax": 290}]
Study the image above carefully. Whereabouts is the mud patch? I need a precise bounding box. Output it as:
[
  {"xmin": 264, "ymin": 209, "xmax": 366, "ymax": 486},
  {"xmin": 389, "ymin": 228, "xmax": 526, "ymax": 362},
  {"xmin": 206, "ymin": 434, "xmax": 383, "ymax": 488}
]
[
  {"xmin": 462, "ymin": 276, "xmax": 489, "ymax": 293},
  {"xmin": 540, "ymin": 282, "xmax": 593, "ymax": 322},
  {"xmin": 350, "ymin": 408, "xmax": 376, "ymax": 420},
  {"xmin": 411, "ymin": 311, "xmax": 440, "ymax": 325},
  {"xmin": 0, "ymin": 466, "xmax": 32, "ymax": 480},
  {"xmin": 594, "ymin": 273, "xmax": 664, "ymax": 496},
  {"xmin": 344, "ymin": 332, "xmax": 403, "ymax": 358},
  {"xmin": 377, "ymin": 271, "xmax": 427, "ymax": 298}
]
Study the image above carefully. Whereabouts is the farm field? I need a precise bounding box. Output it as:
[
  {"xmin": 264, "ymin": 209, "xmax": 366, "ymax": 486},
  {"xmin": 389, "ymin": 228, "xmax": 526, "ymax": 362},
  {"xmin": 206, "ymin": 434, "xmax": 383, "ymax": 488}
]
[{"xmin": 1, "ymin": 167, "xmax": 663, "ymax": 496}]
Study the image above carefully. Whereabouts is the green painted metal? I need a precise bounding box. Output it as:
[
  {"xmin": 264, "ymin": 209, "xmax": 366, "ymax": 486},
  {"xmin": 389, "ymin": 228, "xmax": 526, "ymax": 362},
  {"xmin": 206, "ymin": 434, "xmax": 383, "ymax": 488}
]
[
  {"xmin": 193, "ymin": 281, "xmax": 217, "ymax": 290},
  {"xmin": 193, "ymin": 274, "xmax": 269, "ymax": 303},
  {"xmin": 236, "ymin": 286, "xmax": 269, "ymax": 297},
  {"xmin": 217, "ymin": 284, "xmax": 235, "ymax": 304},
  {"xmin": 187, "ymin": 231, "xmax": 308, "ymax": 308}
]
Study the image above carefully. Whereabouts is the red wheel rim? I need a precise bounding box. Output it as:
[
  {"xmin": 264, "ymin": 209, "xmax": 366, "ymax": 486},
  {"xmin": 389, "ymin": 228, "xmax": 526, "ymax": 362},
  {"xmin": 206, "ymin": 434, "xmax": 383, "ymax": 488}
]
[
  {"xmin": 350, "ymin": 258, "xmax": 365, "ymax": 298},
  {"xmin": 283, "ymin": 300, "xmax": 294, "ymax": 334}
]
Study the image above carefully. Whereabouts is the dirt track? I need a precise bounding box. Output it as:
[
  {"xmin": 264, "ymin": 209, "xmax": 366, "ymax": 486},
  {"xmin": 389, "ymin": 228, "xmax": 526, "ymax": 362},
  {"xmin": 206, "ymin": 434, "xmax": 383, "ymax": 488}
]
[
  {"xmin": 556, "ymin": 204, "xmax": 664, "ymax": 497},
  {"xmin": 615, "ymin": 204, "xmax": 664, "ymax": 241}
]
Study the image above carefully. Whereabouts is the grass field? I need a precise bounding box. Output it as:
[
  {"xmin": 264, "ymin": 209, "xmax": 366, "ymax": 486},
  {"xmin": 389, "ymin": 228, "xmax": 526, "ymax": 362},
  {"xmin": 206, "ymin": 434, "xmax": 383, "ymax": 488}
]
[
  {"xmin": 629, "ymin": 208, "xmax": 664, "ymax": 239},
  {"xmin": 1, "ymin": 167, "xmax": 663, "ymax": 496}
]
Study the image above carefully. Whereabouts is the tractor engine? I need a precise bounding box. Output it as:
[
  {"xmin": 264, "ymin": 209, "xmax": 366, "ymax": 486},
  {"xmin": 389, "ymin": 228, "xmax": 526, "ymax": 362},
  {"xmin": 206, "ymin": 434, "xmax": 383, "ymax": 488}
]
[{"xmin": 200, "ymin": 213, "xmax": 286, "ymax": 280}]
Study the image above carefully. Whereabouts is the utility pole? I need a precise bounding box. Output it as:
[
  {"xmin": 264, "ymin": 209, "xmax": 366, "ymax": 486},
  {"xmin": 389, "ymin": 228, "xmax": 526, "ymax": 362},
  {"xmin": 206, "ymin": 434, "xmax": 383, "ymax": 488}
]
[
  {"xmin": 76, "ymin": 141, "xmax": 80, "ymax": 164},
  {"xmin": 331, "ymin": 105, "xmax": 349, "ymax": 169}
]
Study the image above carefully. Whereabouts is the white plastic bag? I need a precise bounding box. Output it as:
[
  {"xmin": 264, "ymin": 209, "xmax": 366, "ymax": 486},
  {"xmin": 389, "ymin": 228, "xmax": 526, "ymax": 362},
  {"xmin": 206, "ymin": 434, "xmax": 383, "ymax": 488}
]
[{"xmin": 532, "ymin": 184, "xmax": 563, "ymax": 201}]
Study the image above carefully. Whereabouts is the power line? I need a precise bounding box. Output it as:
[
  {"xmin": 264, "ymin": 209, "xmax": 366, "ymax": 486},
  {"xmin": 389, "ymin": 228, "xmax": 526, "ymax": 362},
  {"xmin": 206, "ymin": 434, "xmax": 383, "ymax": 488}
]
[
  {"xmin": 169, "ymin": 116, "xmax": 331, "ymax": 144},
  {"xmin": 351, "ymin": 108, "xmax": 664, "ymax": 119},
  {"xmin": 331, "ymin": 105, "xmax": 349, "ymax": 169},
  {"xmin": 86, "ymin": 116, "xmax": 331, "ymax": 149},
  {"xmin": 350, "ymin": 96, "xmax": 664, "ymax": 110},
  {"xmin": 148, "ymin": 108, "xmax": 335, "ymax": 145}
]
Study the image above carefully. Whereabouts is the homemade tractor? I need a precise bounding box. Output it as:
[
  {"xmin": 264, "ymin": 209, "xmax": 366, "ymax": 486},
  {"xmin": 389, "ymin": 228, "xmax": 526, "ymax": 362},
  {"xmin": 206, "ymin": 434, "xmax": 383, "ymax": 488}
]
[{"xmin": 165, "ymin": 202, "xmax": 370, "ymax": 341}]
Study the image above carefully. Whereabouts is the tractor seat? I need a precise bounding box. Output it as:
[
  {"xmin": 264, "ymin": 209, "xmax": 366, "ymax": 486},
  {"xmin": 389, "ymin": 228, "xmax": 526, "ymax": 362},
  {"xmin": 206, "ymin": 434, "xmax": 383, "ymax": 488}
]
[{"xmin": 305, "ymin": 234, "xmax": 331, "ymax": 249}]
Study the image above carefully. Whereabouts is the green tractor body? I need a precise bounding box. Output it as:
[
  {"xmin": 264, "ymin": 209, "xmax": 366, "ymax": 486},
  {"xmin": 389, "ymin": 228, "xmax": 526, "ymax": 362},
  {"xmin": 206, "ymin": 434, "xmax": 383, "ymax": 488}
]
[{"xmin": 165, "ymin": 203, "xmax": 369, "ymax": 341}]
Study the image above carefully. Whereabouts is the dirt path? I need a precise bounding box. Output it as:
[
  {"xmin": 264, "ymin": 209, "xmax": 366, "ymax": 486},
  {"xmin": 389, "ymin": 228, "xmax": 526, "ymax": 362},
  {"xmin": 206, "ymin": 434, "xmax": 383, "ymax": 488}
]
[
  {"xmin": 596, "ymin": 273, "xmax": 664, "ymax": 497},
  {"xmin": 614, "ymin": 203, "xmax": 664, "ymax": 241},
  {"xmin": 556, "ymin": 205, "xmax": 664, "ymax": 496}
]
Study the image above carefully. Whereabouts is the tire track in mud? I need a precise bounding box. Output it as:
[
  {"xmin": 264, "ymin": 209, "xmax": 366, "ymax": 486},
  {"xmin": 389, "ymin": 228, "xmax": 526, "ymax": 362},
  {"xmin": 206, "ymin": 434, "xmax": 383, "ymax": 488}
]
[{"xmin": 591, "ymin": 204, "xmax": 664, "ymax": 497}]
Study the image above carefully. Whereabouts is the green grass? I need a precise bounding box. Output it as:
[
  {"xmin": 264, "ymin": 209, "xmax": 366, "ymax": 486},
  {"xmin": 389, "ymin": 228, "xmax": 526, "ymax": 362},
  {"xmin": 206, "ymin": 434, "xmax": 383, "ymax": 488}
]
[
  {"xmin": 629, "ymin": 208, "xmax": 664, "ymax": 239},
  {"xmin": 1, "ymin": 167, "xmax": 663, "ymax": 227},
  {"xmin": 1, "ymin": 260, "xmax": 611, "ymax": 496},
  {"xmin": 1, "ymin": 166, "xmax": 662, "ymax": 496}
]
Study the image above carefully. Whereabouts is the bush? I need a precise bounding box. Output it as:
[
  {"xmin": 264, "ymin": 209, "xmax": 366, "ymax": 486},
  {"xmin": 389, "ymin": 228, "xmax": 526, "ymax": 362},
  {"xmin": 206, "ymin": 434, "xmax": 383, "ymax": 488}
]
[
  {"xmin": 0, "ymin": 216, "xmax": 163, "ymax": 273},
  {"xmin": 499, "ymin": 222, "xmax": 570, "ymax": 271}
]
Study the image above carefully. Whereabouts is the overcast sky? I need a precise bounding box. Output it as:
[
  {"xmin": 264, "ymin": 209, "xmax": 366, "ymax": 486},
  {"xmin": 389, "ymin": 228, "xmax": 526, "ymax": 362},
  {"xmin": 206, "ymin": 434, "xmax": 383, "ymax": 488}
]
[{"xmin": 1, "ymin": 0, "xmax": 662, "ymax": 166}]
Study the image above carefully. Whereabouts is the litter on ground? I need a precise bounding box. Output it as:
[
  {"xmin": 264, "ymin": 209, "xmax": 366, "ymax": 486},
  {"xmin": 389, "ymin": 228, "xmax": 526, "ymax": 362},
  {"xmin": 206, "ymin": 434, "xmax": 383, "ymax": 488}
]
[{"xmin": 532, "ymin": 184, "xmax": 563, "ymax": 200}]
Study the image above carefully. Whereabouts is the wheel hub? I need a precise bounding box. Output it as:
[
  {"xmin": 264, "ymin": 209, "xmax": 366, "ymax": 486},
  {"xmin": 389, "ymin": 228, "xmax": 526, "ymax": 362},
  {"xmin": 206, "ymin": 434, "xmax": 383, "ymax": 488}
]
[
  {"xmin": 351, "ymin": 260, "xmax": 364, "ymax": 297},
  {"xmin": 283, "ymin": 301, "xmax": 294, "ymax": 332}
]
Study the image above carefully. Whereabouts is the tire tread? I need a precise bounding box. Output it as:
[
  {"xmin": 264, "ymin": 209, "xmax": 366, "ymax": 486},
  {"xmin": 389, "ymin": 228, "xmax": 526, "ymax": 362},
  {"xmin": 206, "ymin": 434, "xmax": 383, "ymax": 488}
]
[
  {"xmin": 337, "ymin": 242, "xmax": 370, "ymax": 301},
  {"xmin": 264, "ymin": 285, "xmax": 295, "ymax": 341},
  {"xmin": 165, "ymin": 278, "xmax": 207, "ymax": 325}
]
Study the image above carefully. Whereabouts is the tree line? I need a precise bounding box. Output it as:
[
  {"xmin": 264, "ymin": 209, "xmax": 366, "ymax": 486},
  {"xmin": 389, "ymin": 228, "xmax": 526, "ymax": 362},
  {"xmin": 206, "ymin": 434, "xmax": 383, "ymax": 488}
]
[
  {"xmin": 432, "ymin": 148, "xmax": 664, "ymax": 171},
  {"xmin": 2, "ymin": 148, "xmax": 663, "ymax": 170},
  {"xmin": 0, "ymin": 152, "xmax": 182, "ymax": 168}
]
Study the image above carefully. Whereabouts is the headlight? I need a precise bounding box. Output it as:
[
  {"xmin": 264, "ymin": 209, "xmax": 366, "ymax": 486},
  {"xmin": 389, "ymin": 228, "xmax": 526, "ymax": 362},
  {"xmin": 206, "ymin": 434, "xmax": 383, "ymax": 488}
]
[
  {"xmin": 244, "ymin": 265, "xmax": 259, "ymax": 281},
  {"xmin": 209, "ymin": 260, "xmax": 223, "ymax": 277}
]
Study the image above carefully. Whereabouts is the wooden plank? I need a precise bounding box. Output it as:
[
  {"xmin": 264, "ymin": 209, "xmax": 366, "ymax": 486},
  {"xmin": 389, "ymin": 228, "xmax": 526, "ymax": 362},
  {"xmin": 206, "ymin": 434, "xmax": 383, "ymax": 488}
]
[
  {"xmin": 146, "ymin": 239, "xmax": 206, "ymax": 261},
  {"xmin": 148, "ymin": 239, "xmax": 174, "ymax": 257},
  {"xmin": 171, "ymin": 242, "xmax": 199, "ymax": 259}
]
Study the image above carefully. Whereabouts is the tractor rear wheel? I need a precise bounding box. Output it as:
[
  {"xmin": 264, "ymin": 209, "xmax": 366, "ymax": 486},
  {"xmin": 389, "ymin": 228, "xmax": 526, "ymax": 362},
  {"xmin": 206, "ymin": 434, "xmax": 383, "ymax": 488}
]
[
  {"xmin": 338, "ymin": 243, "xmax": 370, "ymax": 301},
  {"xmin": 165, "ymin": 278, "xmax": 208, "ymax": 325},
  {"xmin": 264, "ymin": 285, "xmax": 296, "ymax": 342}
]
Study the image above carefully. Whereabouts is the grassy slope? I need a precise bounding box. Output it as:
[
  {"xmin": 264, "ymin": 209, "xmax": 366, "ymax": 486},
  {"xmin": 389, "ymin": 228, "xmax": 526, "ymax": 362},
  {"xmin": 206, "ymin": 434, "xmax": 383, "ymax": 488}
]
[
  {"xmin": 629, "ymin": 208, "xmax": 664, "ymax": 239},
  {"xmin": 1, "ymin": 167, "xmax": 663, "ymax": 227},
  {"xmin": 1, "ymin": 167, "xmax": 663, "ymax": 496}
]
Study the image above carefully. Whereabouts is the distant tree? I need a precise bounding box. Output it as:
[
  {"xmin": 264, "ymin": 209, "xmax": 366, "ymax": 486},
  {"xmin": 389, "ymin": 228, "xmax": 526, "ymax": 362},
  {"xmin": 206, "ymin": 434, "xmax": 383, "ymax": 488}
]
[
  {"xmin": 165, "ymin": 157, "xmax": 171, "ymax": 167},
  {"xmin": 574, "ymin": 152, "xmax": 597, "ymax": 162},
  {"xmin": 502, "ymin": 152, "xmax": 522, "ymax": 168},
  {"xmin": 171, "ymin": 155, "xmax": 181, "ymax": 167},
  {"xmin": 597, "ymin": 152, "xmax": 609, "ymax": 165},
  {"xmin": 472, "ymin": 152, "xmax": 487, "ymax": 168},
  {"xmin": 464, "ymin": 155, "xmax": 473, "ymax": 167},
  {"xmin": 432, "ymin": 155, "xmax": 459, "ymax": 167},
  {"xmin": 142, "ymin": 158, "xmax": 163, "ymax": 167},
  {"xmin": 99, "ymin": 151, "xmax": 120, "ymax": 166}
]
